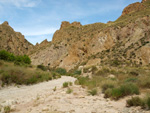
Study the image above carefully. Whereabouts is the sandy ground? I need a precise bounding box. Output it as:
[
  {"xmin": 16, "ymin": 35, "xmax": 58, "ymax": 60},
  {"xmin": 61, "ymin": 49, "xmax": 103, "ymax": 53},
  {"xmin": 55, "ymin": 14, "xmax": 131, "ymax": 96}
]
[{"xmin": 0, "ymin": 76, "xmax": 149, "ymax": 113}]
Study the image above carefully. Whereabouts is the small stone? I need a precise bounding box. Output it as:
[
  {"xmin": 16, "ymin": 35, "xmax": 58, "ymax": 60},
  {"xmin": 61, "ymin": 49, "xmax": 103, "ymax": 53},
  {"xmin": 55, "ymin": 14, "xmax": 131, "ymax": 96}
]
[{"xmin": 42, "ymin": 107, "xmax": 49, "ymax": 111}]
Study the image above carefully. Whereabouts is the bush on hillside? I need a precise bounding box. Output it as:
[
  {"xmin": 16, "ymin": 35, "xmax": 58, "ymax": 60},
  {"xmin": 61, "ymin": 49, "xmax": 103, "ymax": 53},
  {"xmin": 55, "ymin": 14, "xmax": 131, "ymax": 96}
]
[
  {"xmin": 0, "ymin": 50, "xmax": 31, "ymax": 65},
  {"xmin": 37, "ymin": 64, "xmax": 47, "ymax": 71},
  {"xmin": 73, "ymin": 70, "xmax": 81, "ymax": 75},
  {"xmin": 0, "ymin": 50, "xmax": 15, "ymax": 61},
  {"xmin": 55, "ymin": 68, "xmax": 66, "ymax": 75}
]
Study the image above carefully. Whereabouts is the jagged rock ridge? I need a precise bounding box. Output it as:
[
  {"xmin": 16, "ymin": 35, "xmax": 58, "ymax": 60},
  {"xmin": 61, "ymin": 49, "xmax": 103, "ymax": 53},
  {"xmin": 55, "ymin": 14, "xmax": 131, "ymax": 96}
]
[
  {"xmin": 30, "ymin": 0, "xmax": 150, "ymax": 71},
  {"xmin": 0, "ymin": 21, "xmax": 34, "ymax": 55}
]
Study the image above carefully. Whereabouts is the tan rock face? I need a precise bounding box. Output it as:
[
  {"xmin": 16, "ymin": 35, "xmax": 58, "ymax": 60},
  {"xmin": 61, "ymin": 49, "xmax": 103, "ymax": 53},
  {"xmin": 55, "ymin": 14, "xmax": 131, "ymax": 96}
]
[
  {"xmin": 60, "ymin": 21, "xmax": 82, "ymax": 30},
  {"xmin": 121, "ymin": 2, "xmax": 145, "ymax": 16},
  {"xmin": 31, "ymin": 15, "xmax": 150, "ymax": 70},
  {"xmin": 142, "ymin": 0, "xmax": 149, "ymax": 3},
  {"xmin": 0, "ymin": 21, "xmax": 34, "ymax": 55},
  {"xmin": 29, "ymin": 0, "xmax": 150, "ymax": 70}
]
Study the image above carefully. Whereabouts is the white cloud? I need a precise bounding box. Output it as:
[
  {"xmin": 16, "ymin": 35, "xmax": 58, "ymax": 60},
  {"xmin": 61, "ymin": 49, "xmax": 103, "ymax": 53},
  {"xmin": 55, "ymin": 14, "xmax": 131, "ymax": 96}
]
[
  {"xmin": 0, "ymin": 0, "xmax": 41, "ymax": 8},
  {"xmin": 14, "ymin": 27, "xmax": 58, "ymax": 36},
  {"xmin": 25, "ymin": 28, "xmax": 58, "ymax": 36}
]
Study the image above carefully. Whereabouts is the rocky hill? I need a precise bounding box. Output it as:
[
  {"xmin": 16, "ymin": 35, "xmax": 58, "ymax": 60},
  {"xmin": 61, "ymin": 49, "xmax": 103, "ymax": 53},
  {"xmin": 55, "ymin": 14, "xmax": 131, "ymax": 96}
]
[
  {"xmin": 30, "ymin": 0, "xmax": 150, "ymax": 71},
  {"xmin": 0, "ymin": 0, "xmax": 149, "ymax": 71},
  {"xmin": 0, "ymin": 21, "xmax": 34, "ymax": 55}
]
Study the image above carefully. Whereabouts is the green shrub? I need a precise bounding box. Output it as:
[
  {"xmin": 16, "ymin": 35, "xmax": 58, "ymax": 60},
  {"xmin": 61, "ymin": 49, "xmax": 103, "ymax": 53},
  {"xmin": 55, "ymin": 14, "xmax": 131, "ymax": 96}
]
[
  {"xmin": 129, "ymin": 71, "xmax": 139, "ymax": 76},
  {"xmin": 14, "ymin": 61, "xmax": 22, "ymax": 66},
  {"xmin": 56, "ymin": 68, "xmax": 66, "ymax": 75},
  {"xmin": 75, "ymin": 76, "xmax": 89, "ymax": 85},
  {"xmin": 69, "ymin": 82, "xmax": 73, "ymax": 86},
  {"xmin": 4, "ymin": 105, "xmax": 11, "ymax": 113},
  {"xmin": 52, "ymin": 72, "xmax": 61, "ymax": 79},
  {"xmin": 101, "ymin": 83, "xmax": 114, "ymax": 93},
  {"xmin": 73, "ymin": 70, "xmax": 81, "ymax": 75},
  {"xmin": 126, "ymin": 96, "xmax": 150, "ymax": 110},
  {"xmin": 91, "ymin": 66, "xmax": 98, "ymax": 74},
  {"xmin": 126, "ymin": 97, "xmax": 144, "ymax": 107},
  {"xmin": 0, "ymin": 50, "xmax": 15, "ymax": 61},
  {"xmin": 83, "ymin": 67, "xmax": 90, "ymax": 73},
  {"xmin": 0, "ymin": 66, "xmax": 52, "ymax": 85},
  {"xmin": 88, "ymin": 89, "xmax": 97, "ymax": 96},
  {"xmin": 104, "ymin": 88, "xmax": 112, "ymax": 98},
  {"xmin": 139, "ymin": 76, "xmax": 150, "ymax": 88},
  {"xmin": 95, "ymin": 67, "xmax": 110, "ymax": 76},
  {"xmin": 124, "ymin": 78, "xmax": 138, "ymax": 83},
  {"xmin": 37, "ymin": 64, "xmax": 47, "ymax": 71},
  {"xmin": 146, "ymin": 97, "xmax": 150, "ymax": 109},
  {"xmin": 66, "ymin": 88, "xmax": 73, "ymax": 94},
  {"xmin": 15, "ymin": 55, "xmax": 31, "ymax": 64},
  {"xmin": 26, "ymin": 75, "xmax": 38, "ymax": 85},
  {"xmin": 63, "ymin": 82, "xmax": 69, "ymax": 88},
  {"xmin": 111, "ymin": 59, "xmax": 121, "ymax": 67},
  {"xmin": 53, "ymin": 86, "xmax": 57, "ymax": 91},
  {"xmin": 104, "ymin": 83, "xmax": 139, "ymax": 100},
  {"xmin": 0, "ymin": 50, "xmax": 31, "ymax": 65}
]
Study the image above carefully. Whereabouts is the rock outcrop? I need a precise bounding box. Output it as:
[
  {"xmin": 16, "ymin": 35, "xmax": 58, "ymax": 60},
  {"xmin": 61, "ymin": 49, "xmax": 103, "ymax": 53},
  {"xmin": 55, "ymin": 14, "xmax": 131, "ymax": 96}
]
[
  {"xmin": 1, "ymin": 0, "xmax": 149, "ymax": 71},
  {"xmin": 121, "ymin": 2, "xmax": 145, "ymax": 16},
  {"xmin": 30, "ymin": 0, "xmax": 150, "ymax": 71},
  {"xmin": 0, "ymin": 21, "xmax": 34, "ymax": 55}
]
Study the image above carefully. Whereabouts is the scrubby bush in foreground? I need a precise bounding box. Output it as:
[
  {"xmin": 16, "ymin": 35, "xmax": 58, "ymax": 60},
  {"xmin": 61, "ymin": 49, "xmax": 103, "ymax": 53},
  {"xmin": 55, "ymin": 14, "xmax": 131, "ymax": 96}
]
[
  {"xmin": 63, "ymin": 82, "xmax": 69, "ymax": 88},
  {"xmin": 104, "ymin": 83, "xmax": 139, "ymax": 100},
  {"xmin": 0, "ymin": 66, "xmax": 52, "ymax": 85},
  {"xmin": 126, "ymin": 96, "xmax": 150, "ymax": 110},
  {"xmin": 88, "ymin": 89, "xmax": 97, "ymax": 96}
]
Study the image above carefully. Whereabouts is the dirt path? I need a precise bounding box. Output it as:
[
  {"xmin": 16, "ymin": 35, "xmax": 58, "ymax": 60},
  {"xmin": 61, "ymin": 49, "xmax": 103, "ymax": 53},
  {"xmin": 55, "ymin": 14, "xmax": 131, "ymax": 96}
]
[{"xmin": 0, "ymin": 76, "xmax": 148, "ymax": 113}]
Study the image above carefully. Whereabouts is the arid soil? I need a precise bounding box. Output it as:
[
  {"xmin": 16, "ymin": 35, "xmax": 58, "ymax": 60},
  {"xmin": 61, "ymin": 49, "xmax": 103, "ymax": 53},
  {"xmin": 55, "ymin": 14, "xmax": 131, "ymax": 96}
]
[{"xmin": 0, "ymin": 76, "xmax": 149, "ymax": 113}]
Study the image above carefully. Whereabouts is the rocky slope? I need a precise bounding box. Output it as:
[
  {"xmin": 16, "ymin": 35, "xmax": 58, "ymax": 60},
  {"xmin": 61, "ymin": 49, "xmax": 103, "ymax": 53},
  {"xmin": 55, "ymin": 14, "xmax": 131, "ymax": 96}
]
[
  {"xmin": 30, "ymin": 0, "xmax": 150, "ymax": 71},
  {"xmin": 0, "ymin": 21, "xmax": 34, "ymax": 55}
]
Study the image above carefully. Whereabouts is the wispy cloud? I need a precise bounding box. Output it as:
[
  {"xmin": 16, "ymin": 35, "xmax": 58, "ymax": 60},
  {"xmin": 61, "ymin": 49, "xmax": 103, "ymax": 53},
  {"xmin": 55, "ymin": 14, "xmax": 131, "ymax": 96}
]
[
  {"xmin": 0, "ymin": 0, "xmax": 41, "ymax": 8},
  {"xmin": 24, "ymin": 28, "xmax": 58, "ymax": 36}
]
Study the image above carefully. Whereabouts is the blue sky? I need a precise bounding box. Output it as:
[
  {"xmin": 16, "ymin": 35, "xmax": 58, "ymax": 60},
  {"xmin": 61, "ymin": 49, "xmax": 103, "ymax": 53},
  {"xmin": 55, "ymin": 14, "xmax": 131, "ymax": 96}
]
[{"xmin": 0, "ymin": 0, "xmax": 141, "ymax": 45}]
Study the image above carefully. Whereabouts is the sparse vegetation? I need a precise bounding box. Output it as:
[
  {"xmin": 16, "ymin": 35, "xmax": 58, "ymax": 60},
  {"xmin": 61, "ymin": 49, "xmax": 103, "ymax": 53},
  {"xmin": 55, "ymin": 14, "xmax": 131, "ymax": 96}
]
[
  {"xmin": 53, "ymin": 86, "xmax": 57, "ymax": 91},
  {"xmin": 101, "ymin": 82, "xmax": 115, "ymax": 93},
  {"xmin": 126, "ymin": 95, "xmax": 150, "ymax": 110},
  {"xmin": 37, "ymin": 64, "xmax": 48, "ymax": 71},
  {"xmin": 104, "ymin": 83, "xmax": 139, "ymax": 100},
  {"xmin": 0, "ymin": 61, "xmax": 62, "ymax": 86},
  {"xmin": 66, "ymin": 88, "xmax": 73, "ymax": 94},
  {"xmin": 138, "ymin": 75, "xmax": 150, "ymax": 88},
  {"xmin": 126, "ymin": 97, "xmax": 144, "ymax": 107},
  {"xmin": 63, "ymin": 82, "xmax": 69, "ymax": 88},
  {"xmin": 0, "ymin": 50, "xmax": 31, "ymax": 65},
  {"xmin": 4, "ymin": 105, "xmax": 11, "ymax": 113},
  {"xmin": 55, "ymin": 68, "xmax": 66, "ymax": 75},
  {"xmin": 88, "ymin": 89, "xmax": 97, "ymax": 96},
  {"xmin": 68, "ymin": 82, "xmax": 73, "ymax": 86},
  {"xmin": 73, "ymin": 70, "xmax": 81, "ymax": 75}
]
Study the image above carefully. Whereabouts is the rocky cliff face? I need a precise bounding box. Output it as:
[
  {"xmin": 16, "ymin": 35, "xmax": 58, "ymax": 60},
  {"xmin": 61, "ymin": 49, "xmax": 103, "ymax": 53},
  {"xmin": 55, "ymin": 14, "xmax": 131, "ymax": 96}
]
[
  {"xmin": 30, "ymin": 0, "xmax": 150, "ymax": 70},
  {"xmin": 0, "ymin": 21, "xmax": 34, "ymax": 55}
]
